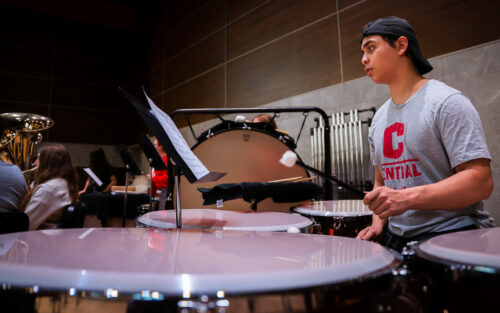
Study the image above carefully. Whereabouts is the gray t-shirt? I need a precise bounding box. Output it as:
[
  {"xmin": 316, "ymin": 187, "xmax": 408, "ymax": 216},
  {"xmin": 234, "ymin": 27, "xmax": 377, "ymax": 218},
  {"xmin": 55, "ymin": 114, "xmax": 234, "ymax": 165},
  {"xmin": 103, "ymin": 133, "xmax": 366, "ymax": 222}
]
[
  {"xmin": 0, "ymin": 161, "xmax": 28, "ymax": 212},
  {"xmin": 369, "ymin": 79, "xmax": 493, "ymax": 237}
]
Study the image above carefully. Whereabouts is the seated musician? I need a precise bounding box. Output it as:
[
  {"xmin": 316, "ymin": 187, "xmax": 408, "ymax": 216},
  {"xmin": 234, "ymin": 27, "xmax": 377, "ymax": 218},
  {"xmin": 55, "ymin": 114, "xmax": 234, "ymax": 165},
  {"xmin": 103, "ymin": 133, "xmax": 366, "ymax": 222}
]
[
  {"xmin": 357, "ymin": 16, "xmax": 494, "ymax": 252},
  {"xmin": 0, "ymin": 120, "xmax": 28, "ymax": 212},
  {"xmin": 20, "ymin": 144, "xmax": 78, "ymax": 230},
  {"xmin": 79, "ymin": 148, "xmax": 117, "ymax": 194},
  {"xmin": 0, "ymin": 160, "xmax": 27, "ymax": 213},
  {"xmin": 150, "ymin": 138, "xmax": 168, "ymax": 197}
]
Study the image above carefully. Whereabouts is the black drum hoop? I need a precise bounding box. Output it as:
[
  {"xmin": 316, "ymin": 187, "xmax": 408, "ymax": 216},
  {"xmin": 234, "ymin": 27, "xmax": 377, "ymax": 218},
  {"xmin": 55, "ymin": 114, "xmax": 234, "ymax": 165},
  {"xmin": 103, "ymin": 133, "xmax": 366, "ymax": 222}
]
[
  {"xmin": 194, "ymin": 121, "xmax": 296, "ymax": 150},
  {"xmin": 413, "ymin": 245, "xmax": 500, "ymax": 285}
]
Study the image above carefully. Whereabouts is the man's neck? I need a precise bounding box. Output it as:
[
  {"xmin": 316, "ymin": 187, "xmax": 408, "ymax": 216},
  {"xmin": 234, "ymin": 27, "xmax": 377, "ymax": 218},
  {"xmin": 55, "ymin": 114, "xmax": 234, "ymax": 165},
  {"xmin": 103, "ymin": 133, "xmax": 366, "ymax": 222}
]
[{"xmin": 388, "ymin": 66, "xmax": 428, "ymax": 105}]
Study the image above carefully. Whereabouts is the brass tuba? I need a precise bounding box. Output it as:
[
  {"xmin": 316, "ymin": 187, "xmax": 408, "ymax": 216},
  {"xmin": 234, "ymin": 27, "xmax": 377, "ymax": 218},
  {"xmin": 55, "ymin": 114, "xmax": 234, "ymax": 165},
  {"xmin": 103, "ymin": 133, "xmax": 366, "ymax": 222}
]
[{"xmin": 0, "ymin": 113, "xmax": 54, "ymax": 182}]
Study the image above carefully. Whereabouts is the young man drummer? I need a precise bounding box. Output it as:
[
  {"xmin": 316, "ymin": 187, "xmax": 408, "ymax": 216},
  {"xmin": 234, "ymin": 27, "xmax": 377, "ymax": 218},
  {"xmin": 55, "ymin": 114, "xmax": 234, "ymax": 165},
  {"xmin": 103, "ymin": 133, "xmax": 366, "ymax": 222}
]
[{"xmin": 356, "ymin": 16, "xmax": 494, "ymax": 252}]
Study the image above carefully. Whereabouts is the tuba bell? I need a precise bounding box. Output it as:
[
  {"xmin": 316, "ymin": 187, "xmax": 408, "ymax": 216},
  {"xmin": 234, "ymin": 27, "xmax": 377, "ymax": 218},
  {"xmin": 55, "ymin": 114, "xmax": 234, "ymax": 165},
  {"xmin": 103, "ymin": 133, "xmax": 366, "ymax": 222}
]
[{"xmin": 0, "ymin": 113, "xmax": 54, "ymax": 183}]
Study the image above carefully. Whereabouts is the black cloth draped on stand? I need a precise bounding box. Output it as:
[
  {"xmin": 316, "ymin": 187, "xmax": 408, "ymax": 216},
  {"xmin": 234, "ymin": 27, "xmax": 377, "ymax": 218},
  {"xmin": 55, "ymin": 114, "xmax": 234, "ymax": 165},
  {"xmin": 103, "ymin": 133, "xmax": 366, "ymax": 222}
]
[{"xmin": 198, "ymin": 182, "xmax": 323, "ymax": 211}]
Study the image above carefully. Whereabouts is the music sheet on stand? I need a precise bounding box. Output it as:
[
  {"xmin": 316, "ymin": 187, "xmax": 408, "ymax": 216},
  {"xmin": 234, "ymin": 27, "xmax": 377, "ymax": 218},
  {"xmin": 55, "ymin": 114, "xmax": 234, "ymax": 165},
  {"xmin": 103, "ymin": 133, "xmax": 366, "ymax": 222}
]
[
  {"xmin": 144, "ymin": 91, "xmax": 210, "ymax": 181},
  {"xmin": 83, "ymin": 168, "xmax": 103, "ymax": 187}
]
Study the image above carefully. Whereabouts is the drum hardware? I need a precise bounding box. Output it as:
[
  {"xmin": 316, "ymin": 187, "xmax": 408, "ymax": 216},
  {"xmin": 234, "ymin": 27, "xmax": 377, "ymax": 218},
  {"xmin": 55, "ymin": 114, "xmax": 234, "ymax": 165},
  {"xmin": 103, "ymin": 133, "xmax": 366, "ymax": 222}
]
[
  {"xmin": 137, "ymin": 203, "xmax": 156, "ymax": 216},
  {"xmin": 177, "ymin": 294, "xmax": 229, "ymax": 313},
  {"xmin": 367, "ymin": 243, "xmax": 431, "ymax": 313},
  {"xmin": 174, "ymin": 167, "xmax": 182, "ymax": 228},
  {"xmin": 206, "ymin": 128, "xmax": 214, "ymax": 138}
]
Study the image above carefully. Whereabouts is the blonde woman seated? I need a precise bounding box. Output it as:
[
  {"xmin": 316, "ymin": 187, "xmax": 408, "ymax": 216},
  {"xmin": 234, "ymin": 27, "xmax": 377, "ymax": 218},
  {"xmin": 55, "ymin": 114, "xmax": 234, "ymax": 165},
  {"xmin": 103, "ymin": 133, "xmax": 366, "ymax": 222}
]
[{"xmin": 20, "ymin": 144, "xmax": 78, "ymax": 230}]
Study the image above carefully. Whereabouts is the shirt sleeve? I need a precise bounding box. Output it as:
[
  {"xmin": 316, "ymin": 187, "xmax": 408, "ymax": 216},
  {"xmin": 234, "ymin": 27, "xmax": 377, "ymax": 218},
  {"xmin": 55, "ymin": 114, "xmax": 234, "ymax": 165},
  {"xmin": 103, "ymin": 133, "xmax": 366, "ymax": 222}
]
[
  {"xmin": 436, "ymin": 93, "xmax": 491, "ymax": 169},
  {"xmin": 24, "ymin": 181, "xmax": 71, "ymax": 230}
]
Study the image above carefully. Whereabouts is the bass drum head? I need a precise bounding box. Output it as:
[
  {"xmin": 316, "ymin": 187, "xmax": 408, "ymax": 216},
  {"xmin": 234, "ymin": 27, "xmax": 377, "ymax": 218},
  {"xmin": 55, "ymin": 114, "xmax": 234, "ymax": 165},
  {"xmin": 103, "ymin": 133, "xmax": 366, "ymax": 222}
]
[
  {"xmin": 136, "ymin": 209, "xmax": 314, "ymax": 232},
  {"xmin": 180, "ymin": 128, "xmax": 309, "ymax": 212}
]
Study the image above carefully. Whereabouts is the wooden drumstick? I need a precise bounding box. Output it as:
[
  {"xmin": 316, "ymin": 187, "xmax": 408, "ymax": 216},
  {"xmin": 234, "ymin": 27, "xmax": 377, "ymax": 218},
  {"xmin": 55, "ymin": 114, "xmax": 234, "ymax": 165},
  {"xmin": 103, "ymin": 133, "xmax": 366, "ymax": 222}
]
[
  {"xmin": 268, "ymin": 176, "xmax": 317, "ymax": 183},
  {"xmin": 268, "ymin": 176, "xmax": 302, "ymax": 183},
  {"xmin": 292, "ymin": 176, "xmax": 317, "ymax": 182},
  {"xmin": 274, "ymin": 128, "xmax": 289, "ymax": 136}
]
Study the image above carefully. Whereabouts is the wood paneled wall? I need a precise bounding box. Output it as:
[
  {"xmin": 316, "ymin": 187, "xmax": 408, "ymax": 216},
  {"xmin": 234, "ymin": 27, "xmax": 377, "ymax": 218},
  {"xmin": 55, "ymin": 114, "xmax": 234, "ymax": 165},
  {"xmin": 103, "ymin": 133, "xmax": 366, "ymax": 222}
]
[
  {"xmin": 147, "ymin": 0, "xmax": 500, "ymax": 128},
  {"xmin": 0, "ymin": 4, "xmax": 146, "ymax": 145},
  {"xmin": 2, "ymin": 0, "xmax": 499, "ymax": 144}
]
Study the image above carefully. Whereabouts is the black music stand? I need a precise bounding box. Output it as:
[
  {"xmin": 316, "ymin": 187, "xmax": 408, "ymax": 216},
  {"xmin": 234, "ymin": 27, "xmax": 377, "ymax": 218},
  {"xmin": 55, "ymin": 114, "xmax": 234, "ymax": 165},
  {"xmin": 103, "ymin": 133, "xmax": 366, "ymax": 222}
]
[
  {"xmin": 120, "ymin": 87, "xmax": 225, "ymax": 228},
  {"xmin": 118, "ymin": 145, "xmax": 143, "ymax": 227},
  {"xmin": 137, "ymin": 134, "xmax": 168, "ymax": 211}
]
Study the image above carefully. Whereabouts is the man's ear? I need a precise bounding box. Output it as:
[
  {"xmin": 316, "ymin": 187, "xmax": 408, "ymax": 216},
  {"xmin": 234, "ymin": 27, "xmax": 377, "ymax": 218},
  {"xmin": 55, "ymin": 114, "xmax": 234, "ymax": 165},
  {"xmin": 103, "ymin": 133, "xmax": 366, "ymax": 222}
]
[{"xmin": 396, "ymin": 36, "xmax": 409, "ymax": 56}]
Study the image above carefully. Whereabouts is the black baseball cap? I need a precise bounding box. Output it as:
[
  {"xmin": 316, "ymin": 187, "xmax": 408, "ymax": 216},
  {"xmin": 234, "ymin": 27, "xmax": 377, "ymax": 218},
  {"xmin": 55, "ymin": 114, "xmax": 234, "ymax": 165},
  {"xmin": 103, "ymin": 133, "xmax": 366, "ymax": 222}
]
[{"xmin": 360, "ymin": 16, "xmax": 433, "ymax": 75}]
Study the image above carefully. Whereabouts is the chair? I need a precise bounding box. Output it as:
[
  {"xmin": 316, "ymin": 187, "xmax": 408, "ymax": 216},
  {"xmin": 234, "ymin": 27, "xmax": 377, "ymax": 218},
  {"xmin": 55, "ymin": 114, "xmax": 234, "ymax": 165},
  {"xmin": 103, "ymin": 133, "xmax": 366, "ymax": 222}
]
[
  {"xmin": 0, "ymin": 211, "xmax": 29, "ymax": 234},
  {"xmin": 61, "ymin": 202, "xmax": 85, "ymax": 228}
]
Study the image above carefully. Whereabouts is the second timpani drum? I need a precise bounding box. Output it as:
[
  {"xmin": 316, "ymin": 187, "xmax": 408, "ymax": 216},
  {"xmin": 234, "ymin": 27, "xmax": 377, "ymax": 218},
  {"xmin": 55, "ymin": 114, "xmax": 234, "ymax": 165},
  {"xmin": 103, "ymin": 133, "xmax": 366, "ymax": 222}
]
[
  {"xmin": 135, "ymin": 208, "xmax": 317, "ymax": 233},
  {"xmin": 291, "ymin": 200, "xmax": 372, "ymax": 237},
  {"xmin": 409, "ymin": 227, "xmax": 500, "ymax": 312}
]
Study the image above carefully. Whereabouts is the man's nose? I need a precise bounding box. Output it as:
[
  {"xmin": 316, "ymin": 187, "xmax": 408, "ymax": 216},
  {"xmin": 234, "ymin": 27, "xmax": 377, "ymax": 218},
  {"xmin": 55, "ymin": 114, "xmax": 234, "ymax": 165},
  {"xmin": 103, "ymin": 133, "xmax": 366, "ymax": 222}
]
[{"xmin": 361, "ymin": 54, "xmax": 368, "ymax": 65}]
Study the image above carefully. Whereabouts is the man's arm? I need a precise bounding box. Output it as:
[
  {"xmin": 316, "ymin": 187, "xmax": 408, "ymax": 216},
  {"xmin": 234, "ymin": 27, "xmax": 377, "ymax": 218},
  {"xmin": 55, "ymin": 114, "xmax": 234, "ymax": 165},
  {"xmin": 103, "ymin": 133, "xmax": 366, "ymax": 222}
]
[
  {"xmin": 364, "ymin": 158, "xmax": 493, "ymax": 219},
  {"xmin": 357, "ymin": 166, "xmax": 387, "ymax": 241}
]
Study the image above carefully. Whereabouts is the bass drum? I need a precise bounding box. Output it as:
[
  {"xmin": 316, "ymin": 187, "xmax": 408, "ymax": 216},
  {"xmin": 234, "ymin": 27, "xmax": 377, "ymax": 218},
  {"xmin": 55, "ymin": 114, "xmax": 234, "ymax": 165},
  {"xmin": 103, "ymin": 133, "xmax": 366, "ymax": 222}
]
[{"xmin": 180, "ymin": 124, "xmax": 309, "ymax": 212}]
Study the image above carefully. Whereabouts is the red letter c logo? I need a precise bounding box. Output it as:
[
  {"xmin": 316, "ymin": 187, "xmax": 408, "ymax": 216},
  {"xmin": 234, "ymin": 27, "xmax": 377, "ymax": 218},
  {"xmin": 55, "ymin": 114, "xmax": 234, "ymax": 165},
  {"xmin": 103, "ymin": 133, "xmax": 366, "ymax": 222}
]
[{"xmin": 383, "ymin": 122, "xmax": 404, "ymax": 159}]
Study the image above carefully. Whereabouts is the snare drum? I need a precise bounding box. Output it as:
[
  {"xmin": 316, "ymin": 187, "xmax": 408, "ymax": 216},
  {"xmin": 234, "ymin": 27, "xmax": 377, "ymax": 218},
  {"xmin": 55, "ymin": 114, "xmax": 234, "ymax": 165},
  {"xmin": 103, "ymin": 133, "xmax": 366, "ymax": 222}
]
[
  {"xmin": 0, "ymin": 228, "xmax": 399, "ymax": 313},
  {"xmin": 180, "ymin": 124, "xmax": 309, "ymax": 212},
  {"xmin": 291, "ymin": 200, "xmax": 372, "ymax": 237},
  {"xmin": 410, "ymin": 228, "xmax": 500, "ymax": 312},
  {"xmin": 136, "ymin": 208, "xmax": 317, "ymax": 233}
]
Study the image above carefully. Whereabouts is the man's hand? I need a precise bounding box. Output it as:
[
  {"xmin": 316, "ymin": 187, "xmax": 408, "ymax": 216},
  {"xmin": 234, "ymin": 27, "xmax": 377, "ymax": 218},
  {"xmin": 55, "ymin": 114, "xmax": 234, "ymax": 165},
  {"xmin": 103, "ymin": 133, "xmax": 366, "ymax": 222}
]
[
  {"xmin": 356, "ymin": 222, "xmax": 385, "ymax": 241},
  {"xmin": 363, "ymin": 186, "xmax": 409, "ymax": 219}
]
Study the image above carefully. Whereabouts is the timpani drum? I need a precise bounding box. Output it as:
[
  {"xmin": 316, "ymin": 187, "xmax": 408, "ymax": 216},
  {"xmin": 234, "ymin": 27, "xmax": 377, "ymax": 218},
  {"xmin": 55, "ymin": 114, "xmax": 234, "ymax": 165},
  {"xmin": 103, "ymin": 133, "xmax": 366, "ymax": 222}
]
[
  {"xmin": 0, "ymin": 228, "xmax": 400, "ymax": 313},
  {"xmin": 180, "ymin": 123, "xmax": 309, "ymax": 212},
  {"xmin": 409, "ymin": 227, "xmax": 500, "ymax": 312},
  {"xmin": 135, "ymin": 208, "xmax": 317, "ymax": 233},
  {"xmin": 291, "ymin": 200, "xmax": 372, "ymax": 237}
]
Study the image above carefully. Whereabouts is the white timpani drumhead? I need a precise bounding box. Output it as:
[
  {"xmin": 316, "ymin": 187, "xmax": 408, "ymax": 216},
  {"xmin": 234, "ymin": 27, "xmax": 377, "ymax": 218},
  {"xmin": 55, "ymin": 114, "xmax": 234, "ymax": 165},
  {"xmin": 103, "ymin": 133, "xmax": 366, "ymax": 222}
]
[
  {"xmin": 180, "ymin": 129, "xmax": 309, "ymax": 212},
  {"xmin": 293, "ymin": 200, "xmax": 372, "ymax": 217},
  {"xmin": 417, "ymin": 227, "xmax": 500, "ymax": 269},
  {"xmin": 137, "ymin": 209, "xmax": 313, "ymax": 232},
  {"xmin": 0, "ymin": 228, "xmax": 397, "ymax": 296}
]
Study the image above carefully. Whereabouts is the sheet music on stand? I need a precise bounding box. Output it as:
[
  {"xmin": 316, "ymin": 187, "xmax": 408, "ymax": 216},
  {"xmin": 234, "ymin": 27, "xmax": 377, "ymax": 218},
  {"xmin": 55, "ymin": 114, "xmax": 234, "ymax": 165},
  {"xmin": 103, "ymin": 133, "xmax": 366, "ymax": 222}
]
[
  {"xmin": 83, "ymin": 168, "xmax": 103, "ymax": 187},
  {"xmin": 120, "ymin": 86, "xmax": 225, "ymax": 228}
]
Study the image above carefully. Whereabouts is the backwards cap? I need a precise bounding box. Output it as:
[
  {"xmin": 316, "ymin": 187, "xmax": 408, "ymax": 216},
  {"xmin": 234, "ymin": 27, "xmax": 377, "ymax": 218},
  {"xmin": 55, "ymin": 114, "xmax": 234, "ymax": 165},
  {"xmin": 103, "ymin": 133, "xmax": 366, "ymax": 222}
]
[{"xmin": 361, "ymin": 16, "xmax": 433, "ymax": 75}]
